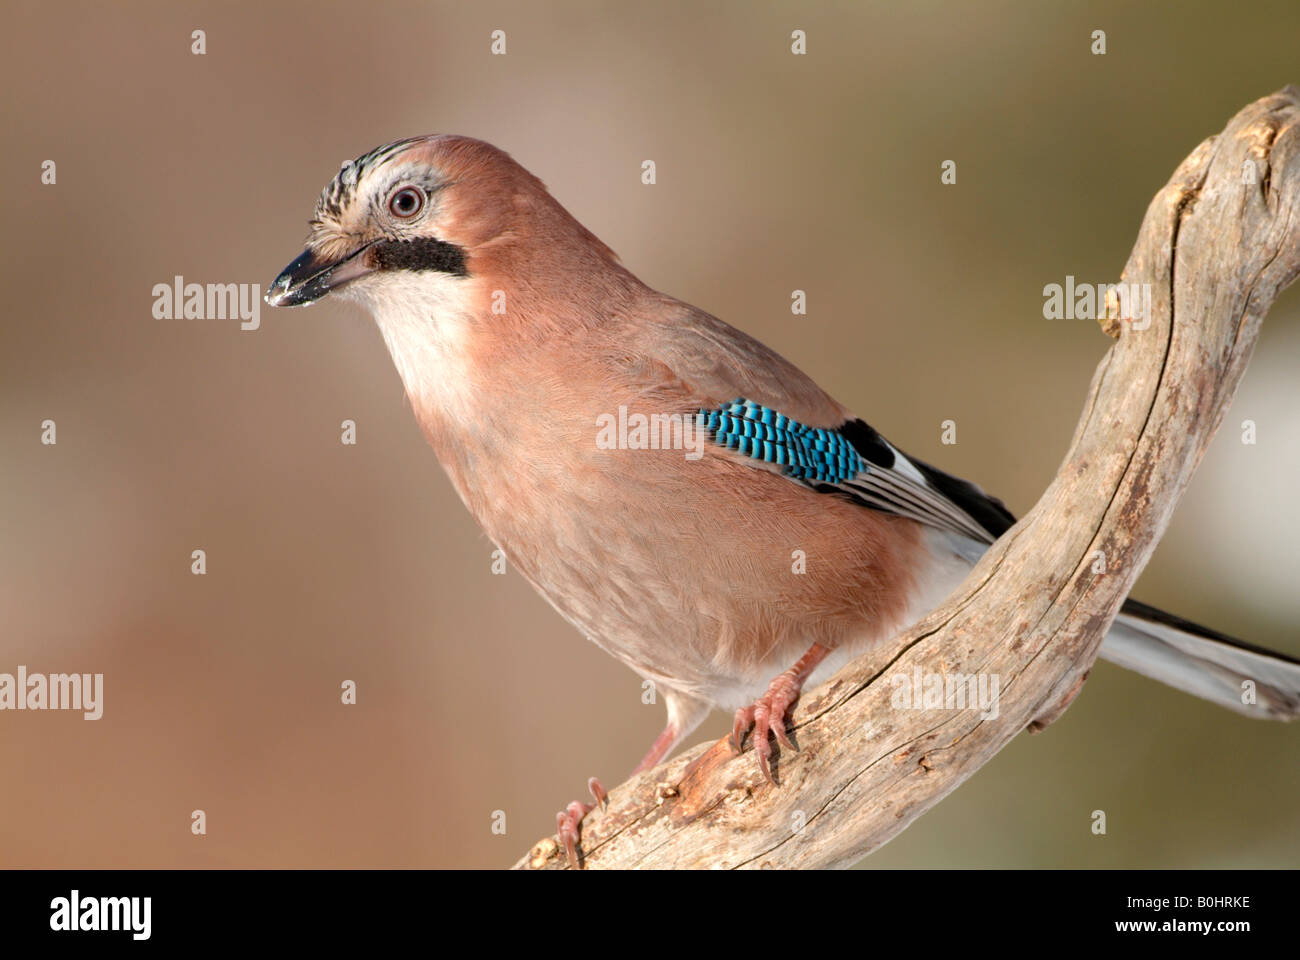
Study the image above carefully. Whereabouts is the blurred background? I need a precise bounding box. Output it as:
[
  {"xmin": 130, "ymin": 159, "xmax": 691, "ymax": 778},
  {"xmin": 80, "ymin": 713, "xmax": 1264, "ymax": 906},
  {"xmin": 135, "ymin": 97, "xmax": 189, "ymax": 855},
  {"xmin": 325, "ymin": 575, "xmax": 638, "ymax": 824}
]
[{"xmin": 1, "ymin": 0, "xmax": 1298, "ymax": 868}]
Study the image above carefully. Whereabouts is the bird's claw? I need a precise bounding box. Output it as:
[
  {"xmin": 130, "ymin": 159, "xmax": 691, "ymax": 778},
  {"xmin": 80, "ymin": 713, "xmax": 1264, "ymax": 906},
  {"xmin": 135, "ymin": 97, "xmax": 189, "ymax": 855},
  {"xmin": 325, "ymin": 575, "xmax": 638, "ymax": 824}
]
[
  {"xmin": 730, "ymin": 671, "xmax": 803, "ymax": 784},
  {"xmin": 555, "ymin": 777, "xmax": 607, "ymax": 868}
]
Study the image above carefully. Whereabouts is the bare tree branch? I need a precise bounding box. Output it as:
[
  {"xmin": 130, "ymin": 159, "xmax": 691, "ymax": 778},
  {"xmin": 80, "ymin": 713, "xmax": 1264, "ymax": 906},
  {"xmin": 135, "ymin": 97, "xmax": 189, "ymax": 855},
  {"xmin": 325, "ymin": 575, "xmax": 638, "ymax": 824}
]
[{"xmin": 514, "ymin": 86, "xmax": 1300, "ymax": 870}]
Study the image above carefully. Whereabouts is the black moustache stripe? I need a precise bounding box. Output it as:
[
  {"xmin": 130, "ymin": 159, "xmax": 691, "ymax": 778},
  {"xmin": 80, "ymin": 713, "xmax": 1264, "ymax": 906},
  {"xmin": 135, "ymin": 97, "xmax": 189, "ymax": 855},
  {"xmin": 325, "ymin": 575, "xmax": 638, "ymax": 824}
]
[{"xmin": 370, "ymin": 237, "xmax": 469, "ymax": 277}]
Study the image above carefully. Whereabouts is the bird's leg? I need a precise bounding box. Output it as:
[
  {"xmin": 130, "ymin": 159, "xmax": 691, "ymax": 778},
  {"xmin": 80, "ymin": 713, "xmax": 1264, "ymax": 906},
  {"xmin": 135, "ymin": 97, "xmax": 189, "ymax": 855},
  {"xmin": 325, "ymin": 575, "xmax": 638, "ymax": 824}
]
[
  {"xmin": 553, "ymin": 725, "xmax": 679, "ymax": 868},
  {"xmin": 554, "ymin": 777, "xmax": 607, "ymax": 869},
  {"xmin": 553, "ymin": 734, "xmax": 667, "ymax": 869},
  {"xmin": 730, "ymin": 642, "xmax": 831, "ymax": 784},
  {"xmin": 555, "ymin": 693, "xmax": 709, "ymax": 868},
  {"xmin": 630, "ymin": 721, "xmax": 686, "ymax": 775},
  {"xmin": 555, "ymin": 703, "xmax": 704, "ymax": 868}
]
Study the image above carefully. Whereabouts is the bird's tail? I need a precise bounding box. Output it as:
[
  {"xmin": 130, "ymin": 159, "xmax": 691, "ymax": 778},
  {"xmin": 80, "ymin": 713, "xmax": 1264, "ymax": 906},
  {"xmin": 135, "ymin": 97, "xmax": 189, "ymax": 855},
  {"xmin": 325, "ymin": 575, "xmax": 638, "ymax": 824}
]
[{"xmin": 1100, "ymin": 599, "xmax": 1300, "ymax": 720}]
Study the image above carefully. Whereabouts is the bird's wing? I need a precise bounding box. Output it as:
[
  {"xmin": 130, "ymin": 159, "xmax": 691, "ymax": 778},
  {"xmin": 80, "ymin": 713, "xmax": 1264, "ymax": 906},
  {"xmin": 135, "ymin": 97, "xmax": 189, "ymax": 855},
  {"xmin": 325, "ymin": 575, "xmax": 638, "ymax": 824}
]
[
  {"xmin": 624, "ymin": 302, "xmax": 1016, "ymax": 543},
  {"xmin": 696, "ymin": 397, "xmax": 1016, "ymax": 545}
]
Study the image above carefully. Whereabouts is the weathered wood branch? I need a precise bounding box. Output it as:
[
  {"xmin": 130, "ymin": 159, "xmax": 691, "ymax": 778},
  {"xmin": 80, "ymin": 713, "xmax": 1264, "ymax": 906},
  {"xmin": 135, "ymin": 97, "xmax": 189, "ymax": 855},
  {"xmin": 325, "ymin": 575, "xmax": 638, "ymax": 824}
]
[{"xmin": 515, "ymin": 86, "xmax": 1300, "ymax": 870}]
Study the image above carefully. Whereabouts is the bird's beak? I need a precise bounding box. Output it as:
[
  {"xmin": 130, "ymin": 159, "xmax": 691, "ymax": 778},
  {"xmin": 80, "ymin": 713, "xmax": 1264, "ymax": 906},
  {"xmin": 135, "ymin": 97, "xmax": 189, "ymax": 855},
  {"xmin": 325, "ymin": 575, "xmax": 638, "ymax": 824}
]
[{"xmin": 264, "ymin": 243, "xmax": 376, "ymax": 307}]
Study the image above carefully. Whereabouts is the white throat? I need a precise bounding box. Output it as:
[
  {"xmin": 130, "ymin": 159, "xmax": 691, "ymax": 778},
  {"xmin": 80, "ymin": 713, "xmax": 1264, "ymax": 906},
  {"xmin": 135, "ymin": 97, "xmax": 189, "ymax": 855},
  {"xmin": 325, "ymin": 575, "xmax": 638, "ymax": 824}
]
[{"xmin": 344, "ymin": 272, "xmax": 481, "ymax": 421}]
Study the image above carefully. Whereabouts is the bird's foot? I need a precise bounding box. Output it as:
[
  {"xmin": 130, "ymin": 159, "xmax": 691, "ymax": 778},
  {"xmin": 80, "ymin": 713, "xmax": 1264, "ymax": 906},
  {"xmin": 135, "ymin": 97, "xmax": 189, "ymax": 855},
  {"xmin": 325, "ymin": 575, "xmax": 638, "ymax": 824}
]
[
  {"xmin": 555, "ymin": 777, "xmax": 607, "ymax": 869},
  {"xmin": 730, "ymin": 670, "xmax": 804, "ymax": 784}
]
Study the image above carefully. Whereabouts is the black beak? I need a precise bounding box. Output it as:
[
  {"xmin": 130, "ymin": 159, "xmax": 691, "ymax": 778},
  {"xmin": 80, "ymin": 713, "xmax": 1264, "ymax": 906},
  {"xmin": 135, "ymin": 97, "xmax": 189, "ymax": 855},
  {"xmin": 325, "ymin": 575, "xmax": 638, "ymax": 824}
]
[{"xmin": 264, "ymin": 243, "xmax": 376, "ymax": 307}]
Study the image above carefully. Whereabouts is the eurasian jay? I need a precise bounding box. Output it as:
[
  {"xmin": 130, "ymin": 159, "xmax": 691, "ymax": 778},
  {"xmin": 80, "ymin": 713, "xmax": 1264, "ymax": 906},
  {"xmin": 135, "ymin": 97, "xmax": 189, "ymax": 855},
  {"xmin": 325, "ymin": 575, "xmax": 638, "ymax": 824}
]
[{"xmin": 267, "ymin": 135, "xmax": 1300, "ymax": 866}]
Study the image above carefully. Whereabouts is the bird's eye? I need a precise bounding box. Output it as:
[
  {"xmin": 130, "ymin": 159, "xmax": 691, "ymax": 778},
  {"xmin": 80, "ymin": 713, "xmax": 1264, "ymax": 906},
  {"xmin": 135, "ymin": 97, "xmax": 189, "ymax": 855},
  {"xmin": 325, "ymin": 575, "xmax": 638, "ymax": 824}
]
[{"xmin": 388, "ymin": 186, "xmax": 424, "ymax": 219}]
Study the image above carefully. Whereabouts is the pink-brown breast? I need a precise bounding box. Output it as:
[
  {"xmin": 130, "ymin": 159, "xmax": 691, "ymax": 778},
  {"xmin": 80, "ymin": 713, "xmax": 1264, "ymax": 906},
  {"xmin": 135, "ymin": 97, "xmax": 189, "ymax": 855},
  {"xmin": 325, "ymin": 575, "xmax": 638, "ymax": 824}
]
[{"xmin": 410, "ymin": 287, "xmax": 930, "ymax": 708}]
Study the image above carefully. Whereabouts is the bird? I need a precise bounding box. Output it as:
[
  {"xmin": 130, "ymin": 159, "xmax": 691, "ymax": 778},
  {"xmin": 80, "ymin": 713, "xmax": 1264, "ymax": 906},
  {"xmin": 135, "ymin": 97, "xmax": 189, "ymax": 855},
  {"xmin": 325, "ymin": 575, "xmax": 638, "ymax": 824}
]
[{"xmin": 266, "ymin": 135, "xmax": 1300, "ymax": 867}]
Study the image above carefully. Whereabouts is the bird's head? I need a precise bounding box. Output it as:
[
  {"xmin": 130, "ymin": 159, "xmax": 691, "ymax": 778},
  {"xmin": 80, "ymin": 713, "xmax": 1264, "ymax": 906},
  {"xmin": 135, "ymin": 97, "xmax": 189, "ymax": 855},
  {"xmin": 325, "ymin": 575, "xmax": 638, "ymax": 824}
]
[
  {"xmin": 264, "ymin": 134, "xmax": 621, "ymax": 314},
  {"xmin": 266, "ymin": 135, "xmax": 487, "ymax": 309}
]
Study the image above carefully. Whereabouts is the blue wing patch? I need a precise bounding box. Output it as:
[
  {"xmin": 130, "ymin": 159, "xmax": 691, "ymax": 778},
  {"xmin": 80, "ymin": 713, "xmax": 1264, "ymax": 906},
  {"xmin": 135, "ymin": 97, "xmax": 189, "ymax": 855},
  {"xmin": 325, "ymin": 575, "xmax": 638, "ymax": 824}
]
[
  {"xmin": 699, "ymin": 399, "xmax": 863, "ymax": 483},
  {"xmin": 697, "ymin": 398, "xmax": 1013, "ymax": 543}
]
